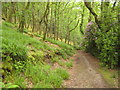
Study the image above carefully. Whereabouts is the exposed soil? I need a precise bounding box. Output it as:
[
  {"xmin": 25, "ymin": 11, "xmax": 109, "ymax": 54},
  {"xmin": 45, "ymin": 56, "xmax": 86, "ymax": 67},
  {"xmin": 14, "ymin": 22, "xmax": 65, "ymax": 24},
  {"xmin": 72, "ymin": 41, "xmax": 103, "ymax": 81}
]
[{"xmin": 63, "ymin": 50, "xmax": 112, "ymax": 88}]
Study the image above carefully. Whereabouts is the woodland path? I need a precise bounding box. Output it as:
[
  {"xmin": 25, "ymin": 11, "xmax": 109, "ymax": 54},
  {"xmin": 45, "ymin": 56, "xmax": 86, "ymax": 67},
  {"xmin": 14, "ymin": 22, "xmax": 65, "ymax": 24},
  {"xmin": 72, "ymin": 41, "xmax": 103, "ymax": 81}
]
[{"xmin": 63, "ymin": 50, "xmax": 111, "ymax": 88}]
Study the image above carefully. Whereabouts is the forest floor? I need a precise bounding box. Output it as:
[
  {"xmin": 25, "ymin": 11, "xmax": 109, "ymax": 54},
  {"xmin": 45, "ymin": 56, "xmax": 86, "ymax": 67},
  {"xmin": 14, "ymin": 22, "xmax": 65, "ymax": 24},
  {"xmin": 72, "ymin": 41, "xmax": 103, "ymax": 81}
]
[{"xmin": 63, "ymin": 50, "xmax": 117, "ymax": 88}]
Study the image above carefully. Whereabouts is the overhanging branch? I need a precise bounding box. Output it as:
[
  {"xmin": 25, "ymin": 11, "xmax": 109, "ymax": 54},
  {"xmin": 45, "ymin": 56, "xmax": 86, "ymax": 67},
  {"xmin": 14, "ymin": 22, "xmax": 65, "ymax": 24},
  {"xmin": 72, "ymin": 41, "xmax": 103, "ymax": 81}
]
[{"xmin": 84, "ymin": 1, "xmax": 101, "ymax": 29}]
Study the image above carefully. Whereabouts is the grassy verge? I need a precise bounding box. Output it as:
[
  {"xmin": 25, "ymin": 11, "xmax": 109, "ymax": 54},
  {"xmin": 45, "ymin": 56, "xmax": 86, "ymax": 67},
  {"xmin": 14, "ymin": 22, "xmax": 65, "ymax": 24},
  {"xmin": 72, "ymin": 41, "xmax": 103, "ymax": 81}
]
[{"xmin": 98, "ymin": 67, "xmax": 118, "ymax": 88}]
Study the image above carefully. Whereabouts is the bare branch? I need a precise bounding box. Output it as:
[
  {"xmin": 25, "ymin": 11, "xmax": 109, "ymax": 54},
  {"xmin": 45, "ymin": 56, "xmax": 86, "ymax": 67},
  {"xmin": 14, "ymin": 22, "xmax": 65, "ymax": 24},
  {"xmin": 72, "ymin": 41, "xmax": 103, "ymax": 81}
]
[{"xmin": 69, "ymin": 19, "xmax": 79, "ymax": 32}]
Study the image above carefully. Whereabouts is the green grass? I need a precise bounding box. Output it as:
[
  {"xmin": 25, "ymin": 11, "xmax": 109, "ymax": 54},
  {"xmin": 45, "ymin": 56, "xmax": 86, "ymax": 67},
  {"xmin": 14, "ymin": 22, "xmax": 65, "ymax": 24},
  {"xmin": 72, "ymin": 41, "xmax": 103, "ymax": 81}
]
[
  {"xmin": 34, "ymin": 82, "xmax": 53, "ymax": 88},
  {"xmin": 0, "ymin": 82, "xmax": 19, "ymax": 88},
  {"xmin": 47, "ymin": 39, "xmax": 74, "ymax": 50},
  {"xmin": 51, "ymin": 56, "xmax": 59, "ymax": 63},
  {"xmin": 2, "ymin": 22, "xmax": 59, "ymax": 72},
  {"xmin": 64, "ymin": 59, "xmax": 73, "ymax": 68},
  {"xmin": 58, "ymin": 59, "xmax": 73, "ymax": 68},
  {"xmin": 5, "ymin": 61, "xmax": 70, "ymax": 88},
  {"xmin": 2, "ymin": 22, "xmax": 75, "ymax": 88},
  {"xmin": 5, "ymin": 71, "xmax": 27, "ymax": 88},
  {"xmin": 54, "ymin": 68, "xmax": 69, "ymax": 80},
  {"xmin": 58, "ymin": 60, "xmax": 65, "ymax": 66},
  {"xmin": 47, "ymin": 38, "xmax": 76, "ymax": 56},
  {"xmin": 98, "ymin": 67, "xmax": 118, "ymax": 87},
  {"xmin": 2, "ymin": 22, "xmax": 58, "ymax": 57}
]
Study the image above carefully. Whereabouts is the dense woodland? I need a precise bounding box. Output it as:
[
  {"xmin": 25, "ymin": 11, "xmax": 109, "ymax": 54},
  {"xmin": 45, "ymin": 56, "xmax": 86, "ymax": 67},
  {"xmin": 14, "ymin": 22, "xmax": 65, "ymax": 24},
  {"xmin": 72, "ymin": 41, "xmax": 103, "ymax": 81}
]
[{"xmin": 1, "ymin": 1, "xmax": 120, "ymax": 88}]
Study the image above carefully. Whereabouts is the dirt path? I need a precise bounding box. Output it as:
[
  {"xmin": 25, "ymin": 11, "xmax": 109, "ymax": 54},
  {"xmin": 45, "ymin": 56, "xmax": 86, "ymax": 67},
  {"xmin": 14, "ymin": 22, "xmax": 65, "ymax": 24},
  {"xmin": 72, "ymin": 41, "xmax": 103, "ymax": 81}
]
[{"xmin": 63, "ymin": 50, "xmax": 111, "ymax": 88}]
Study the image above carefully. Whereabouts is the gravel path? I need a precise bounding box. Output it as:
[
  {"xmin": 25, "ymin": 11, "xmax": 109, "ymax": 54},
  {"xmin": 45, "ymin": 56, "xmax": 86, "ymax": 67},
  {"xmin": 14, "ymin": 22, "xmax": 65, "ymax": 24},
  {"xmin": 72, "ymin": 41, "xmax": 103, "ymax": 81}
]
[{"xmin": 63, "ymin": 50, "xmax": 111, "ymax": 88}]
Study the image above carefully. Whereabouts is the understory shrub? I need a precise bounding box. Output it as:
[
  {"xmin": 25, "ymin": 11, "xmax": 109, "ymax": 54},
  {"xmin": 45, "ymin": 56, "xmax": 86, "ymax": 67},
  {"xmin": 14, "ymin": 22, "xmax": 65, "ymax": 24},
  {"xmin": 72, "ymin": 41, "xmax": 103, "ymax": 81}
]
[
  {"xmin": 95, "ymin": 26, "xmax": 118, "ymax": 68},
  {"xmin": 83, "ymin": 21, "xmax": 119, "ymax": 68}
]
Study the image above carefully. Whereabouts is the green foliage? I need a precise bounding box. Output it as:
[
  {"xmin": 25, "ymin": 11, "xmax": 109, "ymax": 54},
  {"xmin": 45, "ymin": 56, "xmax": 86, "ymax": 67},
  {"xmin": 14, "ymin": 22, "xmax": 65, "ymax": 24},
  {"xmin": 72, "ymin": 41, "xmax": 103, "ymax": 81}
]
[
  {"xmin": 82, "ymin": 2, "xmax": 119, "ymax": 69},
  {"xmin": 34, "ymin": 82, "xmax": 53, "ymax": 88},
  {"xmin": 98, "ymin": 67, "xmax": 118, "ymax": 87},
  {"xmin": 54, "ymin": 68, "xmax": 69, "ymax": 80},
  {"xmin": 47, "ymin": 39, "xmax": 76, "ymax": 61},
  {"xmin": 2, "ymin": 2, "xmax": 120, "ymax": 88},
  {"xmin": 47, "ymin": 39, "xmax": 75, "ymax": 51},
  {"xmin": 58, "ymin": 60, "xmax": 65, "ymax": 66},
  {"xmin": 3, "ymin": 21, "xmax": 14, "ymax": 28},
  {"xmin": 34, "ymin": 33, "xmax": 42, "ymax": 37},
  {"xmin": 2, "ymin": 22, "xmax": 74, "ymax": 88},
  {"xmin": 2, "ymin": 2, "xmax": 83, "ymax": 44},
  {"xmin": 2, "ymin": 61, "xmax": 12, "ymax": 76},
  {"xmin": 23, "ymin": 29, "xmax": 28, "ymax": 33},
  {"xmin": 64, "ymin": 60, "xmax": 73, "ymax": 68},
  {"xmin": 51, "ymin": 56, "xmax": 59, "ymax": 63},
  {"xmin": 13, "ymin": 75, "xmax": 26, "ymax": 88},
  {"xmin": 2, "ymin": 23, "xmax": 28, "ymax": 60},
  {"xmin": 28, "ymin": 51, "xmax": 45, "ymax": 62},
  {"xmin": 58, "ymin": 59, "xmax": 73, "ymax": 68},
  {"xmin": 0, "ymin": 82, "xmax": 19, "ymax": 88},
  {"xmin": 4, "ymin": 61, "xmax": 69, "ymax": 88},
  {"xmin": 83, "ymin": 20, "xmax": 119, "ymax": 68},
  {"xmin": 24, "ymin": 62, "xmax": 68, "ymax": 88},
  {"xmin": 25, "ymin": 62, "xmax": 50, "ymax": 83},
  {"xmin": 57, "ymin": 49, "xmax": 68, "ymax": 59},
  {"xmin": 13, "ymin": 61, "xmax": 26, "ymax": 71},
  {"xmin": 2, "ymin": 22, "xmax": 62, "ymax": 76},
  {"xmin": 46, "ymin": 72, "xmax": 63, "ymax": 88},
  {"xmin": 95, "ymin": 26, "xmax": 118, "ymax": 68}
]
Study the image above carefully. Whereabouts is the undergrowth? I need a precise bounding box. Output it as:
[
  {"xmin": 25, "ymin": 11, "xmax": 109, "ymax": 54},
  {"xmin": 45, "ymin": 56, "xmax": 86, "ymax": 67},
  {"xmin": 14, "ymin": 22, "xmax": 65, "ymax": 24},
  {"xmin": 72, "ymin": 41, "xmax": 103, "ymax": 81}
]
[
  {"xmin": 5, "ymin": 62, "xmax": 69, "ymax": 88},
  {"xmin": 2, "ymin": 22, "xmax": 75, "ymax": 88}
]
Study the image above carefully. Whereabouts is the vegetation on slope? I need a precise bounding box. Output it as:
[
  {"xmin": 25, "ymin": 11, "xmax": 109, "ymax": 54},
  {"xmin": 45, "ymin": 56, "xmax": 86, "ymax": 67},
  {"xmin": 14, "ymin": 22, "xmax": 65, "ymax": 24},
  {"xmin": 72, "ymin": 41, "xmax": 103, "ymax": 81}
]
[{"xmin": 1, "ymin": 22, "xmax": 76, "ymax": 88}]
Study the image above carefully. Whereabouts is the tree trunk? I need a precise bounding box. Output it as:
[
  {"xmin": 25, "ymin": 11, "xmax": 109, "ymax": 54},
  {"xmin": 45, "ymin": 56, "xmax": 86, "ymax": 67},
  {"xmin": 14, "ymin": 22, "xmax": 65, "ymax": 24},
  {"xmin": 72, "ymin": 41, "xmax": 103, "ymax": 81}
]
[
  {"xmin": 80, "ymin": 5, "xmax": 85, "ymax": 35},
  {"xmin": 43, "ymin": 2, "xmax": 50, "ymax": 41},
  {"xmin": 19, "ymin": 2, "xmax": 30, "ymax": 33}
]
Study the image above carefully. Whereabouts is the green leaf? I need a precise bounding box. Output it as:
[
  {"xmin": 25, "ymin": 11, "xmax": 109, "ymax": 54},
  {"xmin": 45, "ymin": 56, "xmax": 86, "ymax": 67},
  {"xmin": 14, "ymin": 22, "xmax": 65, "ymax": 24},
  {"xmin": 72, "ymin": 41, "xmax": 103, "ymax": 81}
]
[{"xmin": 7, "ymin": 85, "xmax": 19, "ymax": 88}]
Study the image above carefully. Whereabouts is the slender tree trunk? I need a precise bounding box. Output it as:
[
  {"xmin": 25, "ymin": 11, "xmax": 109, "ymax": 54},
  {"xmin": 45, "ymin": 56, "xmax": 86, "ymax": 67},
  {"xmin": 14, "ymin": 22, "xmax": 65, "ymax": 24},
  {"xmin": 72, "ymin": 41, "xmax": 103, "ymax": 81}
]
[
  {"xmin": 65, "ymin": 26, "xmax": 69, "ymax": 43},
  {"xmin": 43, "ymin": 2, "xmax": 50, "ymax": 41},
  {"xmin": 19, "ymin": 2, "xmax": 30, "ymax": 33},
  {"xmin": 54, "ymin": 11, "xmax": 57, "ymax": 40},
  {"xmin": 43, "ymin": 24, "xmax": 48, "ymax": 41},
  {"xmin": 80, "ymin": 5, "xmax": 85, "ymax": 35},
  {"xmin": 8, "ymin": 2, "xmax": 14, "ymax": 22},
  {"xmin": 67, "ymin": 32, "xmax": 70, "ymax": 44},
  {"xmin": 32, "ymin": 13, "xmax": 35, "ymax": 32},
  {"xmin": 12, "ymin": 2, "xmax": 16, "ymax": 24}
]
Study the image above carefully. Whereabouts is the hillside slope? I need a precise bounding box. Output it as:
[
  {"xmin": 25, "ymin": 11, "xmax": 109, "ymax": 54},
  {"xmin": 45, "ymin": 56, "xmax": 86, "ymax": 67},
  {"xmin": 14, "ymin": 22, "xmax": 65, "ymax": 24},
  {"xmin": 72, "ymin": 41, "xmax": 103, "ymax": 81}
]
[{"xmin": 1, "ymin": 22, "xmax": 76, "ymax": 88}]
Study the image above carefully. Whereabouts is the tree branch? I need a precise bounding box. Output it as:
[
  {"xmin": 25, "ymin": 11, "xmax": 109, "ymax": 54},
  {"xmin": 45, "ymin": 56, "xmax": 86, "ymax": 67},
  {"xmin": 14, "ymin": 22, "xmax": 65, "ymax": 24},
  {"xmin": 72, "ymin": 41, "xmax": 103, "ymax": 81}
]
[
  {"xmin": 112, "ymin": 0, "xmax": 117, "ymax": 10},
  {"xmin": 69, "ymin": 19, "xmax": 79, "ymax": 32},
  {"xmin": 84, "ymin": 1, "xmax": 101, "ymax": 29}
]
